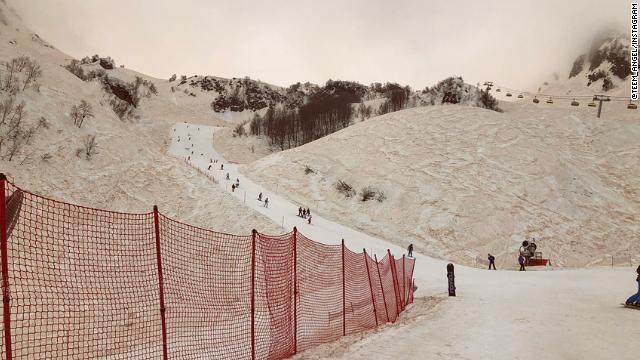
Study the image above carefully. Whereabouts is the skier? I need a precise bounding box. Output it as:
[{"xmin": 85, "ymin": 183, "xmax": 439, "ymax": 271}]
[
  {"xmin": 264, "ymin": 197, "xmax": 269, "ymax": 208},
  {"xmin": 407, "ymin": 244, "xmax": 413, "ymax": 257},
  {"xmin": 258, "ymin": 192, "xmax": 262, "ymax": 202},
  {"xmin": 308, "ymin": 214, "xmax": 312, "ymax": 225},
  {"xmin": 221, "ymin": 164, "xmax": 224, "ymax": 170},
  {"xmin": 231, "ymin": 184, "xmax": 236, "ymax": 192},
  {"xmin": 298, "ymin": 207, "xmax": 302, "ymax": 217},
  {"xmin": 207, "ymin": 165, "xmax": 212, "ymax": 170},
  {"xmin": 226, "ymin": 173, "xmax": 230, "ymax": 180},
  {"xmin": 236, "ymin": 178, "xmax": 240, "ymax": 188},
  {"xmin": 518, "ymin": 255, "xmax": 526, "ymax": 271},
  {"xmin": 488, "ymin": 254, "xmax": 496, "ymax": 270},
  {"xmin": 306, "ymin": 208, "xmax": 311, "ymax": 218},
  {"xmin": 625, "ymin": 265, "xmax": 640, "ymax": 306}
]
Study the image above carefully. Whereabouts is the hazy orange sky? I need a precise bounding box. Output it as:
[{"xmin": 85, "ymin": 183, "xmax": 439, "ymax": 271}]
[{"xmin": 10, "ymin": 0, "xmax": 631, "ymax": 90}]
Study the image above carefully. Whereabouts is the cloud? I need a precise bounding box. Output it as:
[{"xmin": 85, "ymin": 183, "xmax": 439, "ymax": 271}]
[{"xmin": 9, "ymin": 0, "xmax": 630, "ymax": 90}]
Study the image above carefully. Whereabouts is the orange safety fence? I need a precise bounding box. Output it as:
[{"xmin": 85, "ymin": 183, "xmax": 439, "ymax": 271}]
[{"xmin": 0, "ymin": 175, "xmax": 415, "ymax": 359}]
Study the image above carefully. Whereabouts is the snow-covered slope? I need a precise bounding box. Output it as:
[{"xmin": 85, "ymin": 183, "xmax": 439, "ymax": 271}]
[
  {"xmin": 0, "ymin": 3, "xmax": 280, "ymax": 234},
  {"xmin": 242, "ymin": 102, "xmax": 640, "ymax": 267},
  {"xmin": 173, "ymin": 119, "xmax": 640, "ymax": 360}
]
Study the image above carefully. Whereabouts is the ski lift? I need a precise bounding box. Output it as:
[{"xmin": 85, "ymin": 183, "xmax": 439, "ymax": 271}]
[
  {"xmin": 571, "ymin": 99, "xmax": 579, "ymax": 106},
  {"xmin": 517, "ymin": 94, "xmax": 524, "ymax": 99},
  {"xmin": 628, "ymin": 102, "xmax": 638, "ymax": 110},
  {"xmin": 588, "ymin": 102, "xmax": 596, "ymax": 107},
  {"xmin": 532, "ymin": 97, "xmax": 539, "ymax": 104},
  {"xmin": 506, "ymin": 92, "xmax": 512, "ymax": 97},
  {"xmin": 546, "ymin": 97, "xmax": 553, "ymax": 104}
]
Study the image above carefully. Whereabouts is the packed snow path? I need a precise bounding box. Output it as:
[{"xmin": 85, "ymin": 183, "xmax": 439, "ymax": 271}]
[{"xmin": 169, "ymin": 123, "xmax": 639, "ymax": 360}]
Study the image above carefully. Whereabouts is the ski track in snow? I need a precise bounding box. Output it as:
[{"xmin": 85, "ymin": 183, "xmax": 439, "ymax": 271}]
[{"xmin": 169, "ymin": 122, "xmax": 640, "ymax": 360}]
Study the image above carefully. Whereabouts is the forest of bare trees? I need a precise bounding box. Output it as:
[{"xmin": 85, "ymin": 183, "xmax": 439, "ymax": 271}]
[{"xmin": 250, "ymin": 80, "xmax": 362, "ymax": 149}]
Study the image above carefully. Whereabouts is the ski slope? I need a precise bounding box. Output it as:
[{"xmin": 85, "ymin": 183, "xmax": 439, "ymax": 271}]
[{"xmin": 169, "ymin": 122, "xmax": 640, "ymax": 360}]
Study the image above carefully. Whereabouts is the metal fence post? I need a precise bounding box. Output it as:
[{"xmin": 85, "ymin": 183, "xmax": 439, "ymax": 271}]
[
  {"xmin": 363, "ymin": 249, "xmax": 378, "ymax": 327},
  {"xmin": 251, "ymin": 229, "xmax": 257, "ymax": 360},
  {"xmin": 341, "ymin": 239, "xmax": 346, "ymax": 336},
  {"xmin": 153, "ymin": 206, "xmax": 169, "ymax": 360},
  {"xmin": 388, "ymin": 250, "xmax": 401, "ymax": 316},
  {"xmin": 402, "ymin": 255, "xmax": 406, "ymax": 308},
  {"xmin": 0, "ymin": 174, "xmax": 13, "ymax": 360},
  {"xmin": 374, "ymin": 254, "xmax": 389, "ymax": 323},
  {"xmin": 292, "ymin": 227, "xmax": 298, "ymax": 354}
]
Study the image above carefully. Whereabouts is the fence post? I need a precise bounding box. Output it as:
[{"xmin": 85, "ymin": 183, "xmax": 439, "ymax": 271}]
[
  {"xmin": 153, "ymin": 206, "xmax": 169, "ymax": 360},
  {"xmin": 341, "ymin": 239, "xmax": 346, "ymax": 336},
  {"xmin": 251, "ymin": 229, "xmax": 257, "ymax": 360},
  {"xmin": 388, "ymin": 249, "xmax": 401, "ymax": 316},
  {"xmin": 374, "ymin": 254, "xmax": 389, "ymax": 323},
  {"xmin": 0, "ymin": 174, "xmax": 12, "ymax": 360},
  {"xmin": 402, "ymin": 255, "xmax": 406, "ymax": 309},
  {"xmin": 292, "ymin": 227, "xmax": 297, "ymax": 354},
  {"xmin": 363, "ymin": 249, "xmax": 378, "ymax": 327}
]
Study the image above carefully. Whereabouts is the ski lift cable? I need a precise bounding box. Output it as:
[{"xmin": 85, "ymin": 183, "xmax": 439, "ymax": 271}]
[{"xmin": 489, "ymin": 83, "xmax": 634, "ymax": 101}]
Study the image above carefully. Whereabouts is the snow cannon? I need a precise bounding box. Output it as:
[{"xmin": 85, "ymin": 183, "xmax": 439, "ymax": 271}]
[{"xmin": 519, "ymin": 239, "xmax": 549, "ymax": 266}]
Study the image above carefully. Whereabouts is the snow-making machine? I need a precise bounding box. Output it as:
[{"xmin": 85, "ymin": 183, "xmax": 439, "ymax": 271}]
[{"xmin": 519, "ymin": 239, "xmax": 549, "ymax": 266}]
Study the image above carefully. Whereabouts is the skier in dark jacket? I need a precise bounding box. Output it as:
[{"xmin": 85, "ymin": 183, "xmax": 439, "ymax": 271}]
[
  {"xmin": 488, "ymin": 254, "xmax": 496, "ymax": 270},
  {"xmin": 518, "ymin": 255, "xmax": 526, "ymax": 271},
  {"xmin": 625, "ymin": 265, "xmax": 640, "ymax": 305},
  {"xmin": 407, "ymin": 244, "xmax": 413, "ymax": 257}
]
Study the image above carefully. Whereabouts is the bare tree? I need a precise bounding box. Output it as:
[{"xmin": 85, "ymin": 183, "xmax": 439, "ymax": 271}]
[
  {"xmin": 70, "ymin": 100, "xmax": 94, "ymax": 127},
  {"xmin": 22, "ymin": 60, "xmax": 42, "ymax": 91},
  {"xmin": 1, "ymin": 59, "xmax": 18, "ymax": 92},
  {"xmin": 82, "ymin": 135, "xmax": 98, "ymax": 160},
  {"xmin": 0, "ymin": 95, "xmax": 32, "ymax": 161}
]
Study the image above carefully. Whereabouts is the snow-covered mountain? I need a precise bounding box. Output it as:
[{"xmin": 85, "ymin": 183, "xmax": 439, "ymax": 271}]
[
  {"xmin": 535, "ymin": 31, "xmax": 632, "ymax": 98},
  {"xmin": 0, "ymin": 3, "xmax": 280, "ymax": 235}
]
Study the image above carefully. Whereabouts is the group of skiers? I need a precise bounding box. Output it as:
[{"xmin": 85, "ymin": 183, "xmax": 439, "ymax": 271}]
[
  {"xmin": 257, "ymin": 192, "xmax": 269, "ymax": 208},
  {"xmin": 298, "ymin": 207, "xmax": 312, "ymax": 224},
  {"xmin": 482, "ymin": 254, "xmax": 521, "ymax": 271},
  {"xmin": 231, "ymin": 178, "xmax": 240, "ymax": 192}
]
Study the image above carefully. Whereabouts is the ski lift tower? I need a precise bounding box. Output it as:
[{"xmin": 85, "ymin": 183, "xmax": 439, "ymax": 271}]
[{"xmin": 593, "ymin": 95, "xmax": 611, "ymax": 118}]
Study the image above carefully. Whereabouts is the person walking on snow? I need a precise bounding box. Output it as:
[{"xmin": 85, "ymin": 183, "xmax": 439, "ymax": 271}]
[
  {"xmin": 264, "ymin": 198, "xmax": 269, "ymax": 208},
  {"xmin": 407, "ymin": 244, "xmax": 413, "ymax": 257},
  {"xmin": 518, "ymin": 255, "xmax": 526, "ymax": 271},
  {"xmin": 298, "ymin": 207, "xmax": 302, "ymax": 217},
  {"xmin": 307, "ymin": 214, "xmax": 312, "ymax": 224},
  {"xmin": 625, "ymin": 265, "xmax": 640, "ymax": 305},
  {"xmin": 488, "ymin": 254, "xmax": 496, "ymax": 270}
]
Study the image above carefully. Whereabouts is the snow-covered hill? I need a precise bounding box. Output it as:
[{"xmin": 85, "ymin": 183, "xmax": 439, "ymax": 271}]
[
  {"xmin": 241, "ymin": 102, "xmax": 640, "ymax": 267},
  {"xmin": 0, "ymin": 3, "xmax": 280, "ymax": 234}
]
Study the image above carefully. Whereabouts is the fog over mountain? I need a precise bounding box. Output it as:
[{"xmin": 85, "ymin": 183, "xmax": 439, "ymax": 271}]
[{"xmin": 9, "ymin": 0, "xmax": 630, "ymax": 91}]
